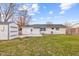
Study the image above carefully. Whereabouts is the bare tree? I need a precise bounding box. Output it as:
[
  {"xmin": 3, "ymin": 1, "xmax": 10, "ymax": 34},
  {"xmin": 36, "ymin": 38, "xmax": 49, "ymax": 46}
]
[
  {"xmin": 0, "ymin": 3, "xmax": 31, "ymax": 35},
  {"xmin": 17, "ymin": 16, "xmax": 25, "ymax": 28},
  {"xmin": 16, "ymin": 7, "xmax": 31, "ymax": 35},
  {"xmin": 0, "ymin": 3, "xmax": 15, "ymax": 22},
  {"xmin": 4, "ymin": 3, "xmax": 15, "ymax": 22},
  {"xmin": 64, "ymin": 21, "xmax": 72, "ymax": 35}
]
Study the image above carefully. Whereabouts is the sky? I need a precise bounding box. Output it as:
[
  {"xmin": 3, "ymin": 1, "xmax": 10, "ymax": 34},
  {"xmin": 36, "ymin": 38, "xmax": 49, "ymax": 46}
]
[
  {"xmin": 21, "ymin": 3, "xmax": 79, "ymax": 24},
  {"xmin": 1, "ymin": 3, "xmax": 79, "ymax": 24}
]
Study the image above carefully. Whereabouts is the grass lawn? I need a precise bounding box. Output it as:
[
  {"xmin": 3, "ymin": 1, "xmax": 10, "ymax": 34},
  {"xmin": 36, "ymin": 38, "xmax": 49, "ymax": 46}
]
[{"xmin": 0, "ymin": 35, "xmax": 79, "ymax": 56}]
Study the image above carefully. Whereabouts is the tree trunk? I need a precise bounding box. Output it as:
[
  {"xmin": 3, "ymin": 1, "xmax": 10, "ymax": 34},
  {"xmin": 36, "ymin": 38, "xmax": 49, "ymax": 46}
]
[{"xmin": 18, "ymin": 27, "xmax": 22, "ymax": 35}]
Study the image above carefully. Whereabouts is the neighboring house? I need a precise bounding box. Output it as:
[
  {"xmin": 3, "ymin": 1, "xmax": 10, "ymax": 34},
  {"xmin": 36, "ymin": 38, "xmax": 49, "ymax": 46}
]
[
  {"xmin": 22, "ymin": 24, "xmax": 66, "ymax": 35},
  {"xmin": 66, "ymin": 23, "xmax": 79, "ymax": 35},
  {"xmin": 0, "ymin": 22, "xmax": 18, "ymax": 40}
]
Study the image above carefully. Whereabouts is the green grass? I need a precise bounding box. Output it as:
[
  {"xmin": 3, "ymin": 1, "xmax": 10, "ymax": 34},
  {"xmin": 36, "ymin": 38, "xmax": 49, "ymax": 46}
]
[{"xmin": 0, "ymin": 35, "xmax": 79, "ymax": 56}]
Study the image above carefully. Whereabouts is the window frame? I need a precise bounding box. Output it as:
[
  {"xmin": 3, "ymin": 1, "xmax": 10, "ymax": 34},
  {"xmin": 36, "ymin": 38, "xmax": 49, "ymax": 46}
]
[{"xmin": 40, "ymin": 28, "xmax": 46, "ymax": 31}]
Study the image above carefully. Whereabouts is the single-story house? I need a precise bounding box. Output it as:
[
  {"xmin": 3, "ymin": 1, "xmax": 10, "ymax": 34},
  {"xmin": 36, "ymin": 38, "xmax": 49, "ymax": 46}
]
[
  {"xmin": 22, "ymin": 24, "xmax": 66, "ymax": 36},
  {"xmin": 0, "ymin": 22, "xmax": 18, "ymax": 40},
  {"xmin": 0, "ymin": 23, "xmax": 67, "ymax": 40},
  {"xmin": 66, "ymin": 23, "xmax": 79, "ymax": 35}
]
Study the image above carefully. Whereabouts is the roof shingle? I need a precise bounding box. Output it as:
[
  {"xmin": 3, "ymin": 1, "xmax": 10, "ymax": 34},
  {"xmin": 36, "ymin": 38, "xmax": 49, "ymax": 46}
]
[{"xmin": 25, "ymin": 24, "xmax": 66, "ymax": 28}]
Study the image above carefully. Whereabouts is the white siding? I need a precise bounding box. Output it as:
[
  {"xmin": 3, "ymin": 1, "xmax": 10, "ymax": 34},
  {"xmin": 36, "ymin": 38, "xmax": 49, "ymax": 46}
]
[
  {"xmin": 9, "ymin": 23, "xmax": 18, "ymax": 39},
  {"xmin": 22, "ymin": 27, "xmax": 40, "ymax": 35},
  {"xmin": 0, "ymin": 25, "xmax": 8, "ymax": 40},
  {"xmin": 22, "ymin": 27, "xmax": 66, "ymax": 35},
  {"xmin": 53, "ymin": 28, "xmax": 66, "ymax": 34},
  {"xmin": 31, "ymin": 28, "xmax": 40, "ymax": 35},
  {"xmin": 40, "ymin": 27, "xmax": 66, "ymax": 34},
  {"xmin": 0, "ymin": 23, "xmax": 18, "ymax": 40},
  {"xmin": 22, "ymin": 27, "xmax": 33, "ymax": 35}
]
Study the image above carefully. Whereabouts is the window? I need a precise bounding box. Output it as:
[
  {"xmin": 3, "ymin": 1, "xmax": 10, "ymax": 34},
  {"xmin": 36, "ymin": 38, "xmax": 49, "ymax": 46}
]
[
  {"xmin": 40, "ymin": 28, "xmax": 46, "ymax": 31},
  {"xmin": 52, "ymin": 28, "xmax": 54, "ymax": 30},
  {"xmin": 56, "ymin": 28, "xmax": 59, "ymax": 30}
]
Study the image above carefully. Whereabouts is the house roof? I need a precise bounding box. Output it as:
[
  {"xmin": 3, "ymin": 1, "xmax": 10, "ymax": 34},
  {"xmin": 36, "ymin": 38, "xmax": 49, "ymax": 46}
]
[
  {"xmin": 71, "ymin": 23, "xmax": 79, "ymax": 28},
  {"xmin": 25, "ymin": 24, "xmax": 66, "ymax": 28}
]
